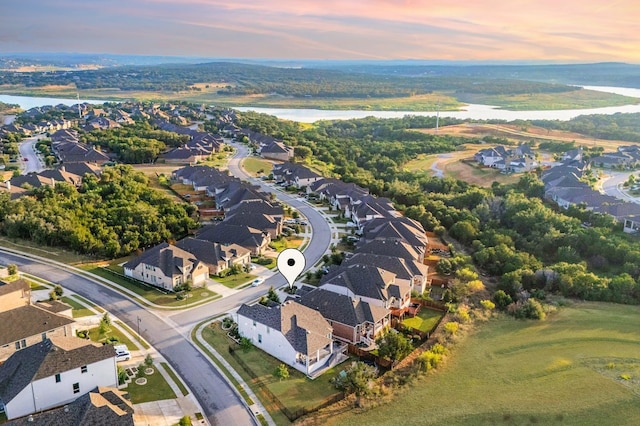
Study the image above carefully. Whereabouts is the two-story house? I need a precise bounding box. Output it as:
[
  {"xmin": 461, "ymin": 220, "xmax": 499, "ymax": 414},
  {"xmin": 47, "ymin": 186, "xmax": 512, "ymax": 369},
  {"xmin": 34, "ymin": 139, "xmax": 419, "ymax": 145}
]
[{"xmin": 0, "ymin": 337, "xmax": 118, "ymax": 420}]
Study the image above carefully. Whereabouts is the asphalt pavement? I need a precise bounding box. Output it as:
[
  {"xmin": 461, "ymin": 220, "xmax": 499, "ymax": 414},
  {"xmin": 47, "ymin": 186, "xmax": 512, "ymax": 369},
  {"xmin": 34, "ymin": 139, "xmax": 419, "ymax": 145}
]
[{"xmin": 18, "ymin": 135, "xmax": 45, "ymax": 174}]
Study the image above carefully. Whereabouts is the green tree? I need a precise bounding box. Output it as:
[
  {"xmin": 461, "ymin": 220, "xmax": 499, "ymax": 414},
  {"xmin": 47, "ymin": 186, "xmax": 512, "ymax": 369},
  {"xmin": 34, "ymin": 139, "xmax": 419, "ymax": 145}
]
[
  {"xmin": 267, "ymin": 286, "xmax": 280, "ymax": 304},
  {"xmin": 7, "ymin": 264, "xmax": 18, "ymax": 276},
  {"xmin": 274, "ymin": 363, "xmax": 290, "ymax": 381},
  {"xmin": 376, "ymin": 331, "xmax": 413, "ymax": 366},
  {"xmin": 53, "ymin": 285, "xmax": 64, "ymax": 297},
  {"xmin": 332, "ymin": 361, "xmax": 378, "ymax": 407},
  {"xmin": 435, "ymin": 258, "xmax": 453, "ymax": 275}
]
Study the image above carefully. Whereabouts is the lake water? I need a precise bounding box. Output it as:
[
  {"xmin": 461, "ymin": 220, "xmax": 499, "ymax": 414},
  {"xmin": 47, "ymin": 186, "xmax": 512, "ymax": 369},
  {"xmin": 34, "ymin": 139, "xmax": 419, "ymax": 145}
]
[
  {"xmin": 1, "ymin": 86, "xmax": 640, "ymax": 123},
  {"xmin": 0, "ymin": 94, "xmax": 107, "ymax": 110}
]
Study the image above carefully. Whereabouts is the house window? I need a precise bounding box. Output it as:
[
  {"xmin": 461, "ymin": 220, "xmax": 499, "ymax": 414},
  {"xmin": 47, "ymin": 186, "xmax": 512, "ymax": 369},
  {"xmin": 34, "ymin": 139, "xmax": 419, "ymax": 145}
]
[
  {"xmin": 252, "ymin": 320, "xmax": 256, "ymax": 327},
  {"xmin": 15, "ymin": 340, "xmax": 26, "ymax": 350},
  {"xmin": 81, "ymin": 365, "xmax": 88, "ymax": 374},
  {"xmin": 73, "ymin": 383, "xmax": 80, "ymax": 394},
  {"xmin": 55, "ymin": 374, "xmax": 61, "ymax": 383},
  {"xmin": 41, "ymin": 332, "xmax": 47, "ymax": 341},
  {"xmin": 258, "ymin": 334, "xmax": 262, "ymax": 343}
]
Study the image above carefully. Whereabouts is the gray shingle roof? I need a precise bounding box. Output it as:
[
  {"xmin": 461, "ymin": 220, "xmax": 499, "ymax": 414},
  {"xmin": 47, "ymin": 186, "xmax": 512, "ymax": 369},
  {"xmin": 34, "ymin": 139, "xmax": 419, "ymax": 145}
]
[
  {"xmin": 122, "ymin": 242, "xmax": 200, "ymax": 278},
  {"xmin": 5, "ymin": 386, "xmax": 133, "ymax": 426},
  {"xmin": 320, "ymin": 264, "xmax": 397, "ymax": 302},
  {"xmin": 237, "ymin": 301, "xmax": 332, "ymax": 355},
  {"xmin": 196, "ymin": 224, "xmax": 267, "ymax": 251},
  {"xmin": 0, "ymin": 337, "xmax": 115, "ymax": 405},
  {"xmin": 297, "ymin": 289, "xmax": 388, "ymax": 327},
  {"xmin": 344, "ymin": 253, "xmax": 428, "ymax": 280}
]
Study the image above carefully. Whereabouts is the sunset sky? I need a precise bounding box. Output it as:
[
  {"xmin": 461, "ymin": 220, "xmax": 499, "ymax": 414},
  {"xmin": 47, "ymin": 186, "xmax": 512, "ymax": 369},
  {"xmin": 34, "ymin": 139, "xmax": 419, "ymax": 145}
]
[{"xmin": 2, "ymin": 0, "xmax": 639, "ymax": 62}]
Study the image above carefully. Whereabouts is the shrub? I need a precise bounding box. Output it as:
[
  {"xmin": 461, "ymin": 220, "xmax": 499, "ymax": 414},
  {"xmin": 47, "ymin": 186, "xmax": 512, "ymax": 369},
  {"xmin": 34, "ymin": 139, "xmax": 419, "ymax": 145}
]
[
  {"xmin": 53, "ymin": 285, "xmax": 64, "ymax": 297},
  {"xmin": 455, "ymin": 305, "xmax": 471, "ymax": 323},
  {"xmin": 179, "ymin": 416, "xmax": 193, "ymax": 426},
  {"xmin": 144, "ymin": 354, "xmax": 153, "ymax": 368},
  {"xmin": 620, "ymin": 374, "xmax": 631, "ymax": 380},
  {"xmin": 493, "ymin": 290, "xmax": 513, "ymax": 310},
  {"xmin": 240, "ymin": 337, "xmax": 252, "ymax": 352},
  {"xmin": 7, "ymin": 264, "xmax": 18, "ymax": 275},
  {"xmin": 118, "ymin": 366, "xmax": 128, "ymax": 385},
  {"xmin": 480, "ymin": 300, "xmax": 496, "ymax": 311},
  {"xmin": 49, "ymin": 290, "xmax": 59, "ymax": 301},
  {"xmin": 444, "ymin": 322, "xmax": 459, "ymax": 336},
  {"xmin": 515, "ymin": 298, "xmax": 546, "ymax": 320},
  {"xmin": 274, "ymin": 363, "xmax": 290, "ymax": 381},
  {"xmin": 417, "ymin": 350, "xmax": 443, "ymax": 372},
  {"xmin": 430, "ymin": 343, "xmax": 448, "ymax": 355}
]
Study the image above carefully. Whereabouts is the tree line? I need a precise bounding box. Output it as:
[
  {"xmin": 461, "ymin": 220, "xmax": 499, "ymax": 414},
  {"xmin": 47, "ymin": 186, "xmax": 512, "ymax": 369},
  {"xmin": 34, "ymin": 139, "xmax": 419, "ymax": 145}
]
[
  {"xmin": 231, "ymin": 111, "xmax": 640, "ymax": 305},
  {"xmin": 0, "ymin": 165, "xmax": 198, "ymax": 258}
]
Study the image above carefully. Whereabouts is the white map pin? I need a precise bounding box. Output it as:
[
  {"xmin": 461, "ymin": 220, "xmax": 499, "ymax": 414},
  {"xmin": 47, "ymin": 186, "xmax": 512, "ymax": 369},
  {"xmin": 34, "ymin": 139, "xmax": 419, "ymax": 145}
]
[{"xmin": 277, "ymin": 248, "xmax": 306, "ymax": 289}]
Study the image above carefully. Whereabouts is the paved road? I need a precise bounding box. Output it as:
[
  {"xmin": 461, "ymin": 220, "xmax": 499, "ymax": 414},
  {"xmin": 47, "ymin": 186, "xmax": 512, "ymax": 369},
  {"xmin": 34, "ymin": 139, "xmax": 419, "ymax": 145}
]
[
  {"xmin": 18, "ymin": 135, "xmax": 45, "ymax": 174},
  {"xmin": 169, "ymin": 142, "xmax": 332, "ymax": 330},
  {"xmin": 601, "ymin": 171, "xmax": 640, "ymax": 204},
  {"xmin": 1, "ymin": 143, "xmax": 334, "ymax": 425},
  {"xmin": 0, "ymin": 250, "xmax": 253, "ymax": 426}
]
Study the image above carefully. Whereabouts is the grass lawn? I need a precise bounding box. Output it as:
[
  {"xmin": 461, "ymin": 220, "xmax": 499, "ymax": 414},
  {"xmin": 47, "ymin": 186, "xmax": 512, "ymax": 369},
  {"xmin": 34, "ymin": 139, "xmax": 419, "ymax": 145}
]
[
  {"xmin": 253, "ymin": 257, "xmax": 277, "ymax": 270},
  {"xmin": 61, "ymin": 296, "xmax": 95, "ymax": 318},
  {"xmin": 242, "ymin": 157, "xmax": 274, "ymax": 176},
  {"xmin": 160, "ymin": 362, "xmax": 189, "ymax": 396},
  {"xmin": 87, "ymin": 326, "xmax": 136, "ymax": 351},
  {"xmin": 126, "ymin": 364, "xmax": 177, "ymax": 404},
  {"xmin": 402, "ymin": 308, "xmax": 444, "ymax": 333},
  {"xmin": 321, "ymin": 302, "xmax": 640, "ymax": 426},
  {"xmin": 115, "ymin": 320, "xmax": 150, "ymax": 350},
  {"xmin": 81, "ymin": 266, "xmax": 220, "ymax": 307},
  {"xmin": 211, "ymin": 273, "xmax": 256, "ymax": 289},
  {"xmin": 270, "ymin": 236, "xmax": 305, "ymax": 252},
  {"xmin": 72, "ymin": 294, "xmax": 105, "ymax": 313},
  {"xmin": 202, "ymin": 323, "xmax": 344, "ymax": 425}
]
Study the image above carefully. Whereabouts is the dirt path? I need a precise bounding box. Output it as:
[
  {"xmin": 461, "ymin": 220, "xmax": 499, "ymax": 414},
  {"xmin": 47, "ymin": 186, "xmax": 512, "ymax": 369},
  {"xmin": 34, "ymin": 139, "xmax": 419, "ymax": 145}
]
[{"xmin": 430, "ymin": 153, "xmax": 451, "ymax": 177}]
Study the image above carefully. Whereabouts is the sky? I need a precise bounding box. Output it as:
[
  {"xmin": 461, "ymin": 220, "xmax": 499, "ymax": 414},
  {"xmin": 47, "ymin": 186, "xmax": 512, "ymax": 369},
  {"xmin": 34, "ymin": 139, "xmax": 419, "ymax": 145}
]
[{"xmin": 1, "ymin": 0, "xmax": 639, "ymax": 62}]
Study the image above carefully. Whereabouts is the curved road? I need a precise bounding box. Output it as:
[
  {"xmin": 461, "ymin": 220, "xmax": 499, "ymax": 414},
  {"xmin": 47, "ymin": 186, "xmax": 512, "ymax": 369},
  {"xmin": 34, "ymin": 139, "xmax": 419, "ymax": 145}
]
[
  {"xmin": 1, "ymin": 141, "xmax": 333, "ymax": 425},
  {"xmin": 601, "ymin": 171, "xmax": 640, "ymax": 204},
  {"xmin": 19, "ymin": 135, "xmax": 46, "ymax": 174}
]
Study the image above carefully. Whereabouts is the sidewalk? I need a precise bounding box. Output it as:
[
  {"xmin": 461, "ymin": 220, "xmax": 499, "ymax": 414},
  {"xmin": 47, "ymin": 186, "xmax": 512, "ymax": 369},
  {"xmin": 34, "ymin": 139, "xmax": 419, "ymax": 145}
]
[{"xmin": 194, "ymin": 322, "xmax": 275, "ymax": 426}]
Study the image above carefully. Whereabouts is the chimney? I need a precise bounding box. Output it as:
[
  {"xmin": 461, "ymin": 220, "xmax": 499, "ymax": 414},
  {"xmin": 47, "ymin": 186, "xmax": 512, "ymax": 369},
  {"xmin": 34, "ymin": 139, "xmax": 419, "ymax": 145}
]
[
  {"xmin": 5, "ymin": 180, "xmax": 10, "ymax": 191},
  {"xmin": 51, "ymin": 177, "xmax": 55, "ymax": 186},
  {"xmin": 61, "ymin": 165, "xmax": 66, "ymax": 172}
]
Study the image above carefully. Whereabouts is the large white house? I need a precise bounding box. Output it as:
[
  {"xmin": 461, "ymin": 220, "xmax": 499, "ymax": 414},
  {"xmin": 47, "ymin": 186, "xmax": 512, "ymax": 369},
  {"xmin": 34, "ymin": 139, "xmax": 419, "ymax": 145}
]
[
  {"xmin": 0, "ymin": 336, "xmax": 118, "ymax": 420},
  {"xmin": 236, "ymin": 301, "xmax": 337, "ymax": 376},
  {"xmin": 123, "ymin": 242, "xmax": 209, "ymax": 290}
]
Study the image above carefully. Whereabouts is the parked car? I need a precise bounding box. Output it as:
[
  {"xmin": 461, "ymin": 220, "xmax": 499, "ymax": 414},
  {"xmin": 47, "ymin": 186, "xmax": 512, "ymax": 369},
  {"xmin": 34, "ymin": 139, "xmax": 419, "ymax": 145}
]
[
  {"xmin": 251, "ymin": 278, "xmax": 265, "ymax": 287},
  {"xmin": 114, "ymin": 344, "xmax": 131, "ymax": 362}
]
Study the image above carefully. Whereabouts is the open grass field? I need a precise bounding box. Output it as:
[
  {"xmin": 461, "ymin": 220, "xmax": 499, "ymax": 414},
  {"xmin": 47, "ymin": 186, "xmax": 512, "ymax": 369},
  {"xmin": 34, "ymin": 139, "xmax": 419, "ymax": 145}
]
[
  {"xmin": 242, "ymin": 157, "xmax": 275, "ymax": 176},
  {"xmin": 0, "ymin": 236, "xmax": 94, "ymax": 265},
  {"xmin": 456, "ymin": 89, "xmax": 639, "ymax": 110},
  {"xmin": 404, "ymin": 144, "xmax": 521, "ymax": 187},
  {"xmin": 318, "ymin": 302, "xmax": 640, "ymax": 426},
  {"xmin": 202, "ymin": 322, "xmax": 344, "ymax": 425}
]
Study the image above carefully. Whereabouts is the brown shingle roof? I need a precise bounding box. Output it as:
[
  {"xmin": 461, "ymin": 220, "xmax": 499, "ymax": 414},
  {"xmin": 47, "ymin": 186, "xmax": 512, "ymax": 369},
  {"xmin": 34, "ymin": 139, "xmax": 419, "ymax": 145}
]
[{"xmin": 0, "ymin": 305, "xmax": 75, "ymax": 346}]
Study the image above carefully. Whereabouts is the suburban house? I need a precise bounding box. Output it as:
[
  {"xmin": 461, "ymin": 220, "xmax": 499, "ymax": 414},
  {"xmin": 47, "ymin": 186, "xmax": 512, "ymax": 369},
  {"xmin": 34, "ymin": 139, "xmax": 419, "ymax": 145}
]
[
  {"xmin": 223, "ymin": 201, "xmax": 285, "ymax": 238},
  {"xmin": 259, "ymin": 141, "xmax": 294, "ymax": 161},
  {"xmin": 474, "ymin": 143, "xmax": 537, "ymax": 172},
  {"xmin": 4, "ymin": 386, "xmax": 133, "ymax": 426},
  {"xmin": 236, "ymin": 300, "xmax": 338, "ymax": 376},
  {"xmin": 272, "ymin": 163, "xmax": 322, "ymax": 188},
  {"xmin": 357, "ymin": 238, "xmax": 425, "ymax": 263},
  {"xmin": 123, "ymin": 242, "xmax": 209, "ymax": 290},
  {"xmin": 297, "ymin": 288, "xmax": 390, "ymax": 347},
  {"xmin": 196, "ymin": 223, "xmax": 271, "ymax": 256},
  {"xmin": 174, "ymin": 237, "xmax": 251, "ymax": 275},
  {"xmin": 0, "ymin": 280, "xmax": 76, "ymax": 362},
  {"xmin": 319, "ymin": 263, "xmax": 412, "ymax": 311},
  {"xmin": 0, "ymin": 337, "xmax": 118, "ymax": 420},
  {"xmin": 344, "ymin": 253, "xmax": 430, "ymax": 295}
]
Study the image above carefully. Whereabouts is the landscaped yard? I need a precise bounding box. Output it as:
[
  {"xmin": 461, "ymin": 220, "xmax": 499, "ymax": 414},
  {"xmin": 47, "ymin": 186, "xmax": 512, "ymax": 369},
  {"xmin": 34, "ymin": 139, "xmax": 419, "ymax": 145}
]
[
  {"xmin": 61, "ymin": 296, "xmax": 95, "ymax": 318},
  {"xmin": 211, "ymin": 273, "xmax": 257, "ymax": 289},
  {"xmin": 81, "ymin": 265, "xmax": 220, "ymax": 307},
  {"xmin": 270, "ymin": 236, "xmax": 305, "ymax": 252},
  {"xmin": 201, "ymin": 322, "xmax": 345, "ymax": 425},
  {"xmin": 402, "ymin": 308, "xmax": 444, "ymax": 333},
  {"xmin": 125, "ymin": 364, "xmax": 177, "ymax": 404},
  {"xmin": 87, "ymin": 326, "xmax": 136, "ymax": 350},
  {"xmin": 319, "ymin": 302, "xmax": 640, "ymax": 426}
]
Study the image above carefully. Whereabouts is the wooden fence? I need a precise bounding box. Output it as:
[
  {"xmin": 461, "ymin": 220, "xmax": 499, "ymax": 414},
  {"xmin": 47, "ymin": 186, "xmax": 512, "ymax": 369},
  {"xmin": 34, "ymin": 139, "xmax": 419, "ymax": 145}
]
[{"xmin": 227, "ymin": 345, "xmax": 344, "ymax": 422}]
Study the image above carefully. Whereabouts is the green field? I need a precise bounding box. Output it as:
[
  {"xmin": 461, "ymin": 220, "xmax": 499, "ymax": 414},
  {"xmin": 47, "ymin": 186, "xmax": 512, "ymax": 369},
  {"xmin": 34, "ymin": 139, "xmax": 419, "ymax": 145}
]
[
  {"xmin": 126, "ymin": 364, "xmax": 177, "ymax": 404},
  {"xmin": 211, "ymin": 273, "xmax": 257, "ymax": 289},
  {"xmin": 457, "ymin": 89, "xmax": 639, "ymax": 111},
  {"xmin": 61, "ymin": 296, "xmax": 95, "ymax": 318},
  {"xmin": 321, "ymin": 302, "xmax": 640, "ymax": 426},
  {"xmin": 241, "ymin": 157, "xmax": 274, "ymax": 176}
]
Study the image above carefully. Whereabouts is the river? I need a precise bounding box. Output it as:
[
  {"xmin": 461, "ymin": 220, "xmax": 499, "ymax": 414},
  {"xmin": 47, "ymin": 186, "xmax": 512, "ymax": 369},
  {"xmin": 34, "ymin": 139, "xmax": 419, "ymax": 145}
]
[{"xmin": 1, "ymin": 86, "xmax": 640, "ymax": 123}]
